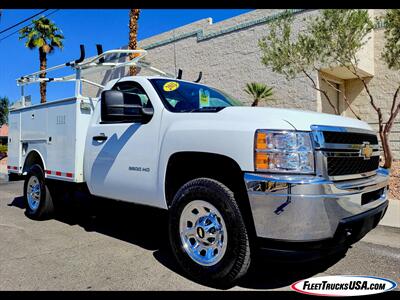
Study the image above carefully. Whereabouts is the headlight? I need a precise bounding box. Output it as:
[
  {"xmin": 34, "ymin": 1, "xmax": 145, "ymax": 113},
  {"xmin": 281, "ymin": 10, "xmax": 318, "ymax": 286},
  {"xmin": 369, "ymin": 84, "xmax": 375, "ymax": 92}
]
[{"xmin": 254, "ymin": 130, "xmax": 314, "ymax": 173}]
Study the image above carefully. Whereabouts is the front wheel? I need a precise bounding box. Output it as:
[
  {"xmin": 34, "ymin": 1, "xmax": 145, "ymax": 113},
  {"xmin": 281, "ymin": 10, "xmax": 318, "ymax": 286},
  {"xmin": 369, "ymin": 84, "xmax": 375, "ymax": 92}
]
[
  {"xmin": 168, "ymin": 178, "xmax": 251, "ymax": 288},
  {"xmin": 24, "ymin": 164, "xmax": 55, "ymax": 220}
]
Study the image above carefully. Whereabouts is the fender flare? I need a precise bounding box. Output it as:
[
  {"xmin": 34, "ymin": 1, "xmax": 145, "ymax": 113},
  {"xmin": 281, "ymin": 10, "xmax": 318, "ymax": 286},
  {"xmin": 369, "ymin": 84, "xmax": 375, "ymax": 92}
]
[{"xmin": 22, "ymin": 149, "xmax": 46, "ymax": 175}]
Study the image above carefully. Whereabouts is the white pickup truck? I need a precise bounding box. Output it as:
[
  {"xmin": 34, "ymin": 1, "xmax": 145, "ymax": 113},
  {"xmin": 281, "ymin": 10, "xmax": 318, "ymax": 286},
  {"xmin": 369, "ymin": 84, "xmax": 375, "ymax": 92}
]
[{"xmin": 7, "ymin": 47, "xmax": 389, "ymax": 286}]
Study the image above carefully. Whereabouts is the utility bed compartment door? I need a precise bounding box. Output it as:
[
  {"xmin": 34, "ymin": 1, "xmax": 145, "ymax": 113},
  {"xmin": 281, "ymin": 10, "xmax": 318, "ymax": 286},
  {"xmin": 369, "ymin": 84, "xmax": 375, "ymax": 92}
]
[
  {"xmin": 21, "ymin": 108, "xmax": 47, "ymax": 142},
  {"xmin": 8, "ymin": 97, "xmax": 95, "ymax": 182},
  {"xmin": 45, "ymin": 101, "xmax": 77, "ymax": 180},
  {"xmin": 7, "ymin": 112, "xmax": 21, "ymax": 172}
]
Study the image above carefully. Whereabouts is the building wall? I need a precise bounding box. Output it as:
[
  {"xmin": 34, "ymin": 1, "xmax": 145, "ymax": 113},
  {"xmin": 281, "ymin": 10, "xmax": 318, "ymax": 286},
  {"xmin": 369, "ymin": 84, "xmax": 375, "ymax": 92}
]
[
  {"xmin": 84, "ymin": 9, "xmax": 320, "ymax": 112},
  {"xmin": 83, "ymin": 9, "xmax": 400, "ymax": 159},
  {"xmin": 0, "ymin": 124, "xmax": 8, "ymax": 145}
]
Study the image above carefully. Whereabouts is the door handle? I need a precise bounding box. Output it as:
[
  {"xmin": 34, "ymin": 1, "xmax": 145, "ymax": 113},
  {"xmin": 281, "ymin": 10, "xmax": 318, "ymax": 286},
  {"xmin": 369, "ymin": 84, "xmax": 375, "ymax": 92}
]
[{"xmin": 93, "ymin": 134, "xmax": 108, "ymax": 141}]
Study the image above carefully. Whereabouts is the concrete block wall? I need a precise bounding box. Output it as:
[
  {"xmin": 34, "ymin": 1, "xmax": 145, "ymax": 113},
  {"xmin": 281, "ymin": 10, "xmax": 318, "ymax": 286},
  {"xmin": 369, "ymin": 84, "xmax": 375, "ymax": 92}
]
[{"xmin": 84, "ymin": 9, "xmax": 320, "ymax": 112}]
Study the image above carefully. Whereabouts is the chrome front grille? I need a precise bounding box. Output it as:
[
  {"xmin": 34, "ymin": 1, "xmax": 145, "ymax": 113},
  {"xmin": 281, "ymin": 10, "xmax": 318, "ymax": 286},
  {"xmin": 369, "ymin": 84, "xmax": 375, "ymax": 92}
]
[
  {"xmin": 311, "ymin": 125, "xmax": 380, "ymax": 180},
  {"xmin": 322, "ymin": 131, "xmax": 378, "ymax": 145},
  {"xmin": 327, "ymin": 156, "xmax": 379, "ymax": 176}
]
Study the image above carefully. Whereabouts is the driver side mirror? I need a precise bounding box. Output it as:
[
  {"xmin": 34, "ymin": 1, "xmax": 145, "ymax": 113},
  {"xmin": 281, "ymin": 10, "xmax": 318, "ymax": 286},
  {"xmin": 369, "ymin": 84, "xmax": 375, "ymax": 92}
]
[{"xmin": 100, "ymin": 90, "xmax": 153, "ymax": 123}]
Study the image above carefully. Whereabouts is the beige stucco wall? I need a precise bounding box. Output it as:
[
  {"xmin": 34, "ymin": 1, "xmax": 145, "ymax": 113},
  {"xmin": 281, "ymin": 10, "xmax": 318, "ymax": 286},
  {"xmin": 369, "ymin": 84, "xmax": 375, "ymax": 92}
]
[{"xmin": 83, "ymin": 9, "xmax": 399, "ymax": 159}]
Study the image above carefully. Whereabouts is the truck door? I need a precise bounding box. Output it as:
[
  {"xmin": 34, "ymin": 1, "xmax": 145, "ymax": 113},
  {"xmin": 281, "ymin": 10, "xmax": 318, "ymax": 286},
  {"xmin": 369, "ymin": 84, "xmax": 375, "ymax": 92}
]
[{"xmin": 84, "ymin": 80, "xmax": 162, "ymax": 208}]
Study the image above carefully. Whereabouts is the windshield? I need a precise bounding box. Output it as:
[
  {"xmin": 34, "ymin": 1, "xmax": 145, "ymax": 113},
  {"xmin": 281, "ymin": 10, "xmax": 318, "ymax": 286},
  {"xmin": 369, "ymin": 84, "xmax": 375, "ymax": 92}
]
[{"xmin": 149, "ymin": 78, "xmax": 243, "ymax": 112}]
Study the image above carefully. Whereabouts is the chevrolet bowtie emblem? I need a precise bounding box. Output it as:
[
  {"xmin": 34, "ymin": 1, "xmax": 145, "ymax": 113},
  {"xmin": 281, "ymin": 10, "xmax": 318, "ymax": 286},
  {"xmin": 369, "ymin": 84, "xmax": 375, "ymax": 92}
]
[{"xmin": 360, "ymin": 143, "xmax": 373, "ymax": 159}]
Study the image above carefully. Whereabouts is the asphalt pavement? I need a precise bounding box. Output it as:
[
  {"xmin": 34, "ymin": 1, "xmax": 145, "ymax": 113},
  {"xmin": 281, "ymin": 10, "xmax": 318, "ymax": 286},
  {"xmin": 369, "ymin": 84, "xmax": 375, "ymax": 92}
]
[{"xmin": 0, "ymin": 180, "xmax": 399, "ymax": 291}]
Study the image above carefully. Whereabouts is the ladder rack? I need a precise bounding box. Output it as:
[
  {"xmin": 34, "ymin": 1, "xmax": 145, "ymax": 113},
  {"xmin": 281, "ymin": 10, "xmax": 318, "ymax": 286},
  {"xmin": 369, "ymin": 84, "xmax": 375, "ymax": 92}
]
[{"xmin": 16, "ymin": 44, "xmax": 176, "ymax": 105}]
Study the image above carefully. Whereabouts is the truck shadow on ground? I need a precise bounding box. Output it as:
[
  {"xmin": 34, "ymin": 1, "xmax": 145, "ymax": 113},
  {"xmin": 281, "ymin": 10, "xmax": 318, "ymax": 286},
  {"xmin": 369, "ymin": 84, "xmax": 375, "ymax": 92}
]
[
  {"xmin": 153, "ymin": 241, "xmax": 348, "ymax": 290},
  {"xmin": 9, "ymin": 193, "xmax": 348, "ymax": 290}
]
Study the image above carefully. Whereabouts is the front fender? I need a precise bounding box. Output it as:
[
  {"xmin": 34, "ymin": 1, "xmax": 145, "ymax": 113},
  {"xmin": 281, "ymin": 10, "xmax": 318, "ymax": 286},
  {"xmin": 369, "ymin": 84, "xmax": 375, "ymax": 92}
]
[{"xmin": 156, "ymin": 110, "xmax": 294, "ymax": 206}]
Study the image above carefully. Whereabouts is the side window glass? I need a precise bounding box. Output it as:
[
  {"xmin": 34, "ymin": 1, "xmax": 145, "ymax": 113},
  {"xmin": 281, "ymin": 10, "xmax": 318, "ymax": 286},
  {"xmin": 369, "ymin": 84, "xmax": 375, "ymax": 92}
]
[{"xmin": 112, "ymin": 81, "xmax": 153, "ymax": 108}]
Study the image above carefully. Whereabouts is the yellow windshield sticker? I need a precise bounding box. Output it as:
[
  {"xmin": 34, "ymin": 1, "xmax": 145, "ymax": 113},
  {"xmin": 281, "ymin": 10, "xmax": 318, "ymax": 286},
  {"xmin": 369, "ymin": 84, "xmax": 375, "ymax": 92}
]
[
  {"xmin": 199, "ymin": 89, "xmax": 210, "ymax": 107},
  {"xmin": 163, "ymin": 81, "xmax": 179, "ymax": 92}
]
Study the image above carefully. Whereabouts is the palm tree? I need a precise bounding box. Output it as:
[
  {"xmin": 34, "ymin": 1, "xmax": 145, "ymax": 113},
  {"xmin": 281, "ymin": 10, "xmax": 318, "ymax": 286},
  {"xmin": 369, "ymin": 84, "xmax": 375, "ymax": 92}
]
[
  {"xmin": 244, "ymin": 82, "xmax": 274, "ymax": 107},
  {"xmin": 128, "ymin": 9, "xmax": 140, "ymax": 76},
  {"xmin": 19, "ymin": 17, "xmax": 64, "ymax": 103}
]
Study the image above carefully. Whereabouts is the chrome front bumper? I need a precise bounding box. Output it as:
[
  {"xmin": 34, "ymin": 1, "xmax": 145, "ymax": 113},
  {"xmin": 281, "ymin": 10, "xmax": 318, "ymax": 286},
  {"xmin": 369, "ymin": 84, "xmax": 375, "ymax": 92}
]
[{"xmin": 244, "ymin": 168, "xmax": 389, "ymax": 241}]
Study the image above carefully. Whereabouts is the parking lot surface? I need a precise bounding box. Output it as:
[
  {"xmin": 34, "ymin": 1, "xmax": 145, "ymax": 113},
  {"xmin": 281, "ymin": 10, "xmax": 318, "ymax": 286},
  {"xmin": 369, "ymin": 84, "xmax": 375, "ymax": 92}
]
[{"xmin": 0, "ymin": 180, "xmax": 399, "ymax": 291}]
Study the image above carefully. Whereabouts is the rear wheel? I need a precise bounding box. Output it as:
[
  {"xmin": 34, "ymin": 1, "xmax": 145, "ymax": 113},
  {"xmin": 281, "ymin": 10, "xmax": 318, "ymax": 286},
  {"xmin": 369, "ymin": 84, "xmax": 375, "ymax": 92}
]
[
  {"xmin": 168, "ymin": 178, "xmax": 251, "ymax": 288},
  {"xmin": 24, "ymin": 164, "xmax": 55, "ymax": 220}
]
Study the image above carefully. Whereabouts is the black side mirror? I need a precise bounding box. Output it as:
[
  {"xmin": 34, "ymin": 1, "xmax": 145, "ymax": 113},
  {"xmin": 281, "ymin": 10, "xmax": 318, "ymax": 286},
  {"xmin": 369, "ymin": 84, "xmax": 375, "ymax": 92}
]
[{"xmin": 101, "ymin": 90, "xmax": 153, "ymax": 123}]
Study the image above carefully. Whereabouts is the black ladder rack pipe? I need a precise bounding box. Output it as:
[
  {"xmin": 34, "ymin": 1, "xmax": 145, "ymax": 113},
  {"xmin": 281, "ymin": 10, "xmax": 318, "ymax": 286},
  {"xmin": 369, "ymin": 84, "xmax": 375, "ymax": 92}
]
[
  {"xmin": 175, "ymin": 69, "xmax": 202, "ymax": 82},
  {"xmin": 176, "ymin": 69, "xmax": 183, "ymax": 79},
  {"xmin": 96, "ymin": 44, "xmax": 105, "ymax": 63},
  {"xmin": 194, "ymin": 71, "xmax": 202, "ymax": 83},
  {"xmin": 66, "ymin": 44, "xmax": 85, "ymax": 66}
]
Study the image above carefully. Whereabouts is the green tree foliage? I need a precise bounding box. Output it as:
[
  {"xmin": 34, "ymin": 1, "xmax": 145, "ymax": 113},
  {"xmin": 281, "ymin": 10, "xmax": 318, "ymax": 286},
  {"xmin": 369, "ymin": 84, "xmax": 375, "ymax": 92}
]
[
  {"xmin": 382, "ymin": 9, "xmax": 400, "ymax": 70},
  {"xmin": 309, "ymin": 10, "xmax": 374, "ymax": 67},
  {"xmin": 244, "ymin": 82, "xmax": 274, "ymax": 107},
  {"xmin": 259, "ymin": 9, "xmax": 400, "ymax": 169},
  {"xmin": 259, "ymin": 11, "xmax": 314, "ymax": 80},
  {"xmin": 0, "ymin": 144, "xmax": 7, "ymax": 156},
  {"xmin": 0, "ymin": 96, "xmax": 9, "ymax": 126},
  {"xmin": 19, "ymin": 17, "xmax": 64, "ymax": 103}
]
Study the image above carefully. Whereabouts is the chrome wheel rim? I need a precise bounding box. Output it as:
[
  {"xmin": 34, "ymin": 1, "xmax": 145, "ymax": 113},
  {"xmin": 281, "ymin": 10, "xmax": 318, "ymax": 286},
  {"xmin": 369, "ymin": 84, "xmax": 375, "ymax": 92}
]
[
  {"xmin": 27, "ymin": 176, "xmax": 41, "ymax": 211},
  {"xmin": 179, "ymin": 200, "xmax": 227, "ymax": 266}
]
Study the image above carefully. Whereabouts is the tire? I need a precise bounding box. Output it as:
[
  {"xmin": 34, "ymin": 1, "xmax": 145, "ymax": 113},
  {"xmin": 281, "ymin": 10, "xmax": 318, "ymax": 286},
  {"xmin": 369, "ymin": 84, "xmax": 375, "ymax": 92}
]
[
  {"xmin": 23, "ymin": 164, "xmax": 55, "ymax": 220},
  {"xmin": 168, "ymin": 178, "xmax": 251, "ymax": 288}
]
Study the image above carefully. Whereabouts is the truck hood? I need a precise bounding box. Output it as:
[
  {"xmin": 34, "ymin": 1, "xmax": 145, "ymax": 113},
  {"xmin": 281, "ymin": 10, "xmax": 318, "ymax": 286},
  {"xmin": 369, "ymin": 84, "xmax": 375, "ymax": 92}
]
[{"xmin": 221, "ymin": 106, "xmax": 373, "ymax": 132}]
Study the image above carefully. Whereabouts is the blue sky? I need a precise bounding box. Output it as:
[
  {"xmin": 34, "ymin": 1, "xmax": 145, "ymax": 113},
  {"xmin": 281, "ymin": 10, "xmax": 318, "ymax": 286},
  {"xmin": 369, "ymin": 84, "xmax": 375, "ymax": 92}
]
[{"xmin": 0, "ymin": 9, "xmax": 252, "ymax": 105}]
